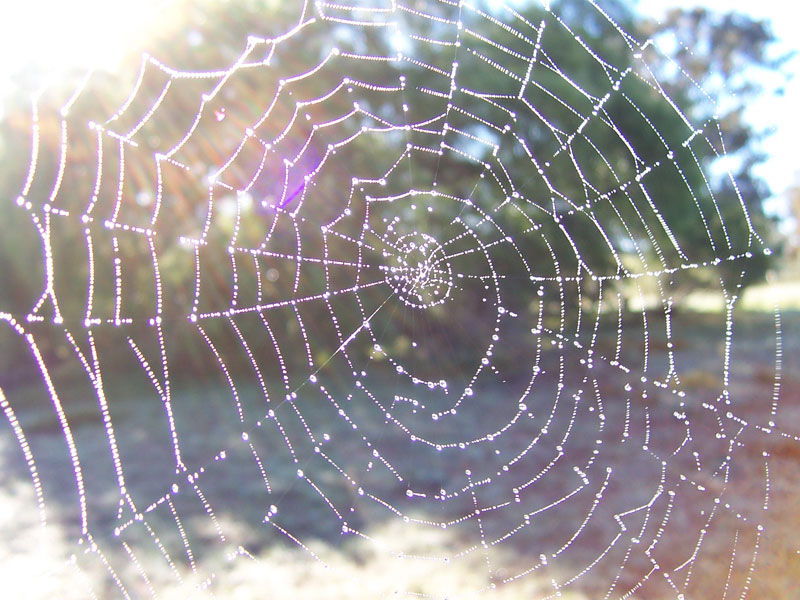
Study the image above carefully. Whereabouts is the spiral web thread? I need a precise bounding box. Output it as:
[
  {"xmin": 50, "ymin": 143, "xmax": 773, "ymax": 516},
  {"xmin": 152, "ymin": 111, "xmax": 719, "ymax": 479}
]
[{"xmin": 0, "ymin": 0, "xmax": 791, "ymax": 598}]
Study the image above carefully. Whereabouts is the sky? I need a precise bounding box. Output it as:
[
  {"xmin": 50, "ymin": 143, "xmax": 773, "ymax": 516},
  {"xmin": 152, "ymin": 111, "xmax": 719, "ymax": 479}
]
[
  {"xmin": 1, "ymin": 0, "xmax": 797, "ymax": 221},
  {"xmin": 637, "ymin": 0, "xmax": 800, "ymax": 224}
]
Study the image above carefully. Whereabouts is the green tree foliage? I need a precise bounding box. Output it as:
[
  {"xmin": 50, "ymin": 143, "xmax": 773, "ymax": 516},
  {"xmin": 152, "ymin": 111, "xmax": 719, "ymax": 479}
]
[{"xmin": 0, "ymin": 0, "xmax": 784, "ymax": 378}]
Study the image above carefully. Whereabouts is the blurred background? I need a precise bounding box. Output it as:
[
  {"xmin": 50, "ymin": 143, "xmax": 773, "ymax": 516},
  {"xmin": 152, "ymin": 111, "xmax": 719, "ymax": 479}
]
[{"xmin": 0, "ymin": 0, "xmax": 798, "ymax": 598}]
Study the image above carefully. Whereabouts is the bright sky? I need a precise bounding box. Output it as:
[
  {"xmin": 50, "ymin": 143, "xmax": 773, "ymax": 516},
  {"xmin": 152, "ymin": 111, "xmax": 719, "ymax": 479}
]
[
  {"xmin": 637, "ymin": 0, "xmax": 800, "ymax": 222},
  {"xmin": 1, "ymin": 0, "xmax": 797, "ymax": 217},
  {"xmin": 0, "ymin": 1, "xmax": 164, "ymax": 82}
]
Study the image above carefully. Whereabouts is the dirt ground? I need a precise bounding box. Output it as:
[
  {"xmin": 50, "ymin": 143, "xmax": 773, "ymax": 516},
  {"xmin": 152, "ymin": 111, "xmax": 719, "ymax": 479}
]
[{"xmin": 1, "ymin": 307, "xmax": 798, "ymax": 599}]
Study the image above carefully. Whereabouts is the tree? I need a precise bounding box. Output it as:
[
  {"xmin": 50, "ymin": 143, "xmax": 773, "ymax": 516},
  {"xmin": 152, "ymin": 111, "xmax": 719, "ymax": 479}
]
[{"xmin": 0, "ymin": 0, "xmax": 786, "ymax": 379}]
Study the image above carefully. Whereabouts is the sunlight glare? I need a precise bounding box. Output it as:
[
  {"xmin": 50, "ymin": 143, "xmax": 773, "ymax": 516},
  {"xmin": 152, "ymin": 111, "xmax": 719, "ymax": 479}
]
[{"xmin": 1, "ymin": 0, "xmax": 166, "ymax": 94}]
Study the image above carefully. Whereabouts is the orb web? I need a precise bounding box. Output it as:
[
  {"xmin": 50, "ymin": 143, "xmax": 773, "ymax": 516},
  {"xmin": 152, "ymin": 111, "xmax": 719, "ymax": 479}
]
[{"xmin": 0, "ymin": 1, "xmax": 793, "ymax": 598}]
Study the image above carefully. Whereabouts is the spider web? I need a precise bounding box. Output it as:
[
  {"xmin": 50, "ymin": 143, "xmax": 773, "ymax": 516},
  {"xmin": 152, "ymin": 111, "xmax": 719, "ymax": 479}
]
[{"xmin": 0, "ymin": 0, "xmax": 792, "ymax": 598}]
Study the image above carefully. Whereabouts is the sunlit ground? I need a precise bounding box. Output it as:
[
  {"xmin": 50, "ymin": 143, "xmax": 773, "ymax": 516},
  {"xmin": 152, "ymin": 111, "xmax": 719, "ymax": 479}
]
[
  {"xmin": 0, "ymin": 476, "xmax": 591, "ymax": 600},
  {"xmin": 632, "ymin": 277, "xmax": 800, "ymax": 313}
]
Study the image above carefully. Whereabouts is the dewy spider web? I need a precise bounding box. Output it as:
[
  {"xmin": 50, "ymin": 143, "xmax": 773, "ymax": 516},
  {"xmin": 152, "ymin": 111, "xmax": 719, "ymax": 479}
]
[{"xmin": 0, "ymin": 0, "xmax": 791, "ymax": 598}]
